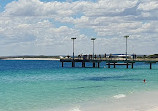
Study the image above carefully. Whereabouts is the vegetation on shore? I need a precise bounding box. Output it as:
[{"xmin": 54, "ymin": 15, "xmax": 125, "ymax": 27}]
[
  {"xmin": 137, "ymin": 54, "xmax": 158, "ymax": 58},
  {"xmin": 0, "ymin": 55, "xmax": 62, "ymax": 59}
]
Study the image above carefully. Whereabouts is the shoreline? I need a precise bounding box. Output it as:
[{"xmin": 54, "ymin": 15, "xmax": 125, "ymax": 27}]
[
  {"xmin": 82, "ymin": 90, "xmax": 158, "ymax": 111},
  {"xmin": 147, "ymin": 107, "xmax": 158, "ymax": 111},
  {"xmin": 53, "ymin": 90, "xmax": 158, "ymax": 111},
  {"xmin": 2, "ymin": 58, "xmax": 60, "ymax": 60}
]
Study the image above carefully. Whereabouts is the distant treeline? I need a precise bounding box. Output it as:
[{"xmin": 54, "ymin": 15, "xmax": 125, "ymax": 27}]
[
  {"xmin": 137, "ymin": 54, "xmax": 158, "ymax": 58},
  {"xmin": 148, "ymin": 54, "xmax": 158, "ymax": 58},
  {"xmin": 3, "ymin": 55, "xmax": 61, "ymax": 59}
]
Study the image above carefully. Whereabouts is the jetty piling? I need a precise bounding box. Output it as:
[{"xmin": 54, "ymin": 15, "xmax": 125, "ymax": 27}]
[
  {"xmin": 93, "ymin": 62, "xmax": 95, "ymax": 68},
  {"xmin": 150, "ymin": 63, "xmax": 152, "ymax": 69},
  {"xmin": 98, "ymin": 62, "xmax": 100, "ymax": 68},
  {"xmin": 72, "ymin": 61, "xmax": 75, "ymax": 67},
  {"xmin": 62, "ymin": 62, "xmax": 64, "ymax": 67},
  {"xmin": 131, "ymin": 63, "xmax": 134, "ymax": 69},
  {"xmin": 82, "ymin": 62, "xmax": 85, "ymax": 67}
]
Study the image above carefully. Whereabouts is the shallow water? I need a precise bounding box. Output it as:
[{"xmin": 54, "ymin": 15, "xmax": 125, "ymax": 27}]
[{"xmin": 0, "ymin": 60, "xmax": 158, "ymax": 111}]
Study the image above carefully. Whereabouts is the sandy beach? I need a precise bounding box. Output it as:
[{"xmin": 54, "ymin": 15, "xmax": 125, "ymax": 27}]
[
  {"xmin": 3, "ymin": 58, "xmax": 60, "ymax": 60},
  {"xmin": 147, "ymin": 107, "xmax": 158, "ymax": 111},
  {"xmin": 67, "ymin": 91, "xmax": 158, "ymax": 111}
]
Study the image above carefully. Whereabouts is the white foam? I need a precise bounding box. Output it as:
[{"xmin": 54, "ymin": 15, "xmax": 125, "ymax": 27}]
[
  {"xmin": 39, "ymin": 91, "xmax": 158, "ymax": 111},
  {"xmin": 69, "ymin": 107, "xmax": 81, "ymax": 111},
  {"xmin": 113, "ymin": 94, "xmax": 126, "ymax": 99}
]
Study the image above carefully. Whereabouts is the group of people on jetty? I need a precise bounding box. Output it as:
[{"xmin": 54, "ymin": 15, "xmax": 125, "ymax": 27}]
[{"xmin": 65, "ymin": 53, "xmax": 137, "ymax": 60}]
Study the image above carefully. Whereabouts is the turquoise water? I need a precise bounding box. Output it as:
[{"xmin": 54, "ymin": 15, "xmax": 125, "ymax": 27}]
[{"xmin": 0, "ymin": 60, "xmax": 158, "ymax": 111}]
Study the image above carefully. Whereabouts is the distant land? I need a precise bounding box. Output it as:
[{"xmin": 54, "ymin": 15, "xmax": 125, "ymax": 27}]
[
  {"xmin": 0, "ymin": 54, "xmax": 158, "ymax": 60},
  {"xmin": 0, "ymin": 55, "xmax": 63, "ymax": 60}
]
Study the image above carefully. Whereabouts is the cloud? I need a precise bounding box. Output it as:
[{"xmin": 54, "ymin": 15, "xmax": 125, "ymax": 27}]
[
  {"xmin": 0, "ymin": 0, "xmax": 158, "ymax": 55},
  {"xmin": 4, "ymin": 0, "xmax": 86, "ymax": 17},
  {"xmin": 138, "ymin": 1, "xmax": 158, "ymax": 11},
  {"xmin": 0, "ymin": 17, "xmax": 79, "ymax": 45}
]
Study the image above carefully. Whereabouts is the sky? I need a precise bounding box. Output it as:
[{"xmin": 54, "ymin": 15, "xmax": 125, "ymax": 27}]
[{"xmin": 0, "ymin": 0, "xmax": 158, "ymax": 56}]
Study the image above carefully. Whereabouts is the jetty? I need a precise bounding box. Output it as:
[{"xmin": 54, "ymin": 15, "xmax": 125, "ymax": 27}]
[
  {"xmin": 61, "ymin": 37, "xmax": 158, "ymax": 69},
  {"xmin": 60, "ymin": 57, "xmax": 158, "ymax": 69}
]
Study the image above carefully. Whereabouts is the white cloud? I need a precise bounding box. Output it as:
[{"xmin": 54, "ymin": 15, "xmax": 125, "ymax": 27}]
[
  {"xmin": 83, "ymin": 0, "xmax": 138, "ymax": 17},
  {"xmin": 0, "ymin": 17, "xmax": 88, "ymax": 55},
  {"xmin": 138, "ymin": 1, "xmax": 158, "ymax": 11},
  {"xmin": 0, "ymin": 0, "xmax": 158, "ymax": 55},
  {"xmin": 4, "ymin": 0, "xmax": 87, "ymax": 17}
]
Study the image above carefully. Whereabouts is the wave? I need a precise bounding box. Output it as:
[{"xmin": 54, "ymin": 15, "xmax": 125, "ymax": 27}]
[
  {"xmin": 113, "ymin": 94, "xmax": 126, "ymax": 99},
  {"xmin": 69, "ymin": 107, "xmax": 81, "ymax": 111}
]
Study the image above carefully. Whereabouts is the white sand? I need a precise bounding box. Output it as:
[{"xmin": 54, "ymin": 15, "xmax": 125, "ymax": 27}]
[
  {"xmin": 146, "ymin": 107, "xmax": 158, "ymax": 111},
  {"xmin": 3, "ymin": 58, "xmax": 60, "ymax": 60},
  {"xmin": 76, "ymin": 91, "xmax": 158, "ymax": 111},
  {"xmin": 51, "ymin": 91, "xmax": 158, "ymax": 111}
]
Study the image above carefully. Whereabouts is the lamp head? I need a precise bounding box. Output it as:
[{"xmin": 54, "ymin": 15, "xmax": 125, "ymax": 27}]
[
  {"xmin": 91, "ymin": 38, "xmax": 96, "ymax": 40},
  {"xmin": 71, "ymin": 38, "xmax": 76, "ymax": 40},
  {"xmin": 124, "ymin": 36, "xmax": 129, "ymax": 38}
]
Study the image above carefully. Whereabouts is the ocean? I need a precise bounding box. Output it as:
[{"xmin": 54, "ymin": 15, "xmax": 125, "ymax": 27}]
[{"xmin": 1, "ymin": 60, "xmax": 158, "ymax": 111}]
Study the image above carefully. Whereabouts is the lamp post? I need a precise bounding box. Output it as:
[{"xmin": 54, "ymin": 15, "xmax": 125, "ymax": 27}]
[
  {"xmin": 91, "ymin": 38, "xmax": 96, "ymax": 60},
  {"xmin": 71, "ymin": 38, "xmax": 76, "ymax": 67},
  {"xmin": 71, "ymin": 38, "xmax": 76, "ymax": 61},
  {"xmin": 124, "ymin": 35, "xmax": 129, "ymax": 61}
]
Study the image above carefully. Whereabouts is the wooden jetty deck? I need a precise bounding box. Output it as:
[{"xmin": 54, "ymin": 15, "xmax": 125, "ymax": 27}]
[{"xmin": 60, "ymin": 58, "xmax": 158, "ymax": 69}]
